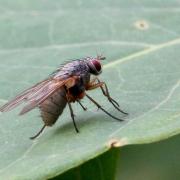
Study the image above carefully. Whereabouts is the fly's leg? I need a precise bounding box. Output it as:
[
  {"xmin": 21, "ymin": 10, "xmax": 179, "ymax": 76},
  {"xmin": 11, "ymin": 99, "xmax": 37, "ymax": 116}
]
[
  {"xmin": 96, "ymin": 79, "xmax": 119, "ymax": 107},
  {"xmin": 86, "ymin": 79, "xmax": 128, "ymax": 115},
  {"xmin": 85, "ymin": 93, "xmax": 124, "ymax": 121},
  {"xmin": 66, "ymin": 94, "xmax": 79, "ymax": 133},
  {"xmin": 87, "ymin": 79, "xmax": 119, "ymax": 107},
  {"xmin": 30, "ymin": 124, "xmax": 46, "ymax": 140},
  {"xmin": 77, "ymin": 100, "xmax": 87, "ymax": 111},
  {"xmin": 97, "ymin": 79, "xmax": 128, "ymax": 115},
  {"xmin": 67, "ymin": 101, "xmax": 79, "ymax": 133}
]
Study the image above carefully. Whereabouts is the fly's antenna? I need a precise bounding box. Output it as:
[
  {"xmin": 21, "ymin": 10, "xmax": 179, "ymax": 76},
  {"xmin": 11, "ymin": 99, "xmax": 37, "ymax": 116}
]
[
  {"xmin": 96, "ymin": 53, "xmax": 106, "ymax": 61},
  {"xmin": 99, "ymin": 56, "xmax": 106, "ymax": 60}
]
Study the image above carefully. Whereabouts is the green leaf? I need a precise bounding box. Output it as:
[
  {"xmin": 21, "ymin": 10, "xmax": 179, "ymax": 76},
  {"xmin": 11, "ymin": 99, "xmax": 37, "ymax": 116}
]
[{"xmin": 0, "ymin": 0, "xmax": 179, "ymax": 179}]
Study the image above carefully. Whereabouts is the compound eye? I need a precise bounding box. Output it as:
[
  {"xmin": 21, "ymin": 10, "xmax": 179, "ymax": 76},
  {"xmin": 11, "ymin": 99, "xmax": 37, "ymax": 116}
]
[{"xmin": 92, "ymin": 60, "xmax": 101, "ymax": 72}]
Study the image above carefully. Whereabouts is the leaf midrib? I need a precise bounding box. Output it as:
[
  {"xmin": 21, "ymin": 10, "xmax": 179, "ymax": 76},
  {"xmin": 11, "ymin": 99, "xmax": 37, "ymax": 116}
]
[{"xmin": 104, "ymin": 37, "xmax": 180, "ymax": 69}]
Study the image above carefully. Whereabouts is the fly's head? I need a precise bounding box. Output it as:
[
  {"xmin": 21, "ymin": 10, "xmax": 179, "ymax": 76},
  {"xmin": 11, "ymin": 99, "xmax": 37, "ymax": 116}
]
[{"xmin": 87, "ymin": 55, "xmax": 105, "ymax": 75}]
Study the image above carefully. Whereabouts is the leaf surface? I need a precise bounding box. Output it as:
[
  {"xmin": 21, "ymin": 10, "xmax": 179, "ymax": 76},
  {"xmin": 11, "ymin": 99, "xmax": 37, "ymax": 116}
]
[{"xmin": 0, "ymin": 0, "xmax": 179, "ymax": 179}]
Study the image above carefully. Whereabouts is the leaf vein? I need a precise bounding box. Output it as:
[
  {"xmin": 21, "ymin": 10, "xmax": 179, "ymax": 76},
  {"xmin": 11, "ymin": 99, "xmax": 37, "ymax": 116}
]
[
  {"xmin": 109, "ymin": 79, "xmax": 180, "ymax": 138},
  {"xmin": 104, "ymin": 38, "xmax": 180, "ymax": 69}
]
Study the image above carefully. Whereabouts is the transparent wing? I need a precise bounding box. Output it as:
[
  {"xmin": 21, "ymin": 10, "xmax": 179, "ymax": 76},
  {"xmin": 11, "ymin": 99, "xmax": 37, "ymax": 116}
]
[
  {"xmin": 0, "ymin": 78, "xmax": 71, "ymax": 114},
  {"xmin": 0, "ymin": 79, "xmax": 51, "ymax": 112},
  {"xmin": 19, "ymin": 79, "xmax": 68, "ymax": 115}
]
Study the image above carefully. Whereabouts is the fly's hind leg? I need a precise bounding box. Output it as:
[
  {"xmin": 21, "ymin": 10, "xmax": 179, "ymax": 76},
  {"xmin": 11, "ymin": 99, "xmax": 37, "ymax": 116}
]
[
  {"xmin": 86, "ymin": 78, "xmax": 128, "ymax": 115},
  {"xmin": 30, "ymin": 124, "xmax": 46, "ymax": 140}
]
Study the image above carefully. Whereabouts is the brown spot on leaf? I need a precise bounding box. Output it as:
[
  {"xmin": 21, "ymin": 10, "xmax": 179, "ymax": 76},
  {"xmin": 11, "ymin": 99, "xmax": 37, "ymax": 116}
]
[
  {"xmin": 134, "ymin": 20, "xmax": 149, "ymax": 30},
  {"xmin": 107, "ymin": 138, "xmax": 128, "ymax": 148}
]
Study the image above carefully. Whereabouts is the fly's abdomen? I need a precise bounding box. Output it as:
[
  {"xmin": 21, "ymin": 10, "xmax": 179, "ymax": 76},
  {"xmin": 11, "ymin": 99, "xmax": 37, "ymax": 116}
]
[{"xmin": 39, "ymin": 87, "xmax": 67, "ymax": 126}]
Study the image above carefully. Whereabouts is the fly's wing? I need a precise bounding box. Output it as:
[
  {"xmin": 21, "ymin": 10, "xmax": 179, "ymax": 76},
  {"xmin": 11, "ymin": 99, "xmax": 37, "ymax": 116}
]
[
  {"xmin": 0, "ymin": 79, "xmax": 51, "ymax": 112},
  {"xmin": 0, "ymin": 77, "xmax": 75, "ymax": 115},
  {"xmin": 19, "ymin": 79, "xmax": 67, "ymax": 115}
]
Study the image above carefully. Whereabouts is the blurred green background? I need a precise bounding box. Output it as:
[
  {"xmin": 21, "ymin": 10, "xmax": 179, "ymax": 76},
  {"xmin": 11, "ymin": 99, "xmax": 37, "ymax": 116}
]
[
  {"xmin": 117, "ymin": 134, "xmax": 180, "ymax": 180},
  {"xmin": 57, "ymin": 134, "xmax": 180, "ymax": 180}
]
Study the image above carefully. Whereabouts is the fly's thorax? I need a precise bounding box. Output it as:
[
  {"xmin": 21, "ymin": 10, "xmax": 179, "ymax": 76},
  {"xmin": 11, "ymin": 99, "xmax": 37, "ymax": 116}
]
[
  {"xmin": 53, "ymin": 60, "xmax": 90, "ymax": 80},
  {"xmin": 53, "ymin": 57, "xmax": 102, "ymax": 85}
]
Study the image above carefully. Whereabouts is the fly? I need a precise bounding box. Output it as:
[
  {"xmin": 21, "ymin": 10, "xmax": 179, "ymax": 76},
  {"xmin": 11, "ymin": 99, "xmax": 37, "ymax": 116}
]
[{"xmin": 0, "ymin": 56, "xmax": 128, "ymax": 139}]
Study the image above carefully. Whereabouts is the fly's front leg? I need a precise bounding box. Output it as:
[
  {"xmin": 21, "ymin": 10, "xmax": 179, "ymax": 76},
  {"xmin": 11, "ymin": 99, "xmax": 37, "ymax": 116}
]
[
  {"xmin": 85, "ymin": 93, "xmax": 124, "ymax": 121},
  {"xmin": 86, "ymin": 79, "xmax": 104, "ymax": 91},
  {"xmin": 86, "ymin": 78, "xmax": 128, "ymax": 115},
  {"xmin": 97, "ymin": 79, "xmax": 128, "ymax": 115},
  {"xmin": 96, "ymin": 79, "xmax": 119, "ymax": 107}
]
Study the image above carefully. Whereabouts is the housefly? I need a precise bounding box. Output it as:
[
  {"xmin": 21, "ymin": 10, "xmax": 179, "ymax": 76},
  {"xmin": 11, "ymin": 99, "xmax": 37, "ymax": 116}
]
[{"xmin": 0, "ymin": 56, "xmax": 128, "ymax": 139}]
